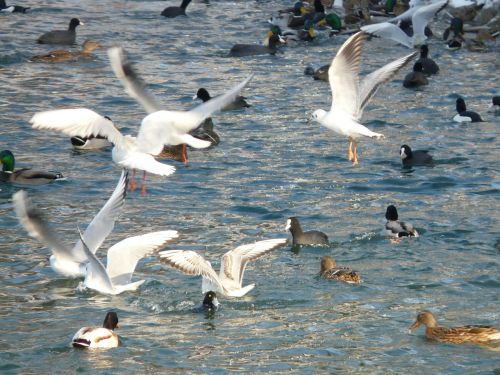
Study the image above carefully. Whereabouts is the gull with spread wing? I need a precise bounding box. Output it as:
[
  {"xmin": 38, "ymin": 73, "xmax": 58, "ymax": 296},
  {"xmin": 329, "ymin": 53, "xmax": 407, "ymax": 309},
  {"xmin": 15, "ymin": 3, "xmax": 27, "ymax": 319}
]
[
  {"xmin": 361, "ymin": 0, "xmax": 448, "ymax": 48},
  {"xmin": 107, "ymin": 47, "xmax": 254, "ymax": 163},
  {"xmin": 78, "ymin": 228, "xmax": 178, "ymax": 295},
  {"xmin": 13, "ymin": 170, "xmax": 128, "ymax": 278},
  {"xmin": 310, "ymin": 31, "xmax": 417, "ymax": 165},
  {"xmin": 159, "ymin": 238, "xmax": 287, "ymax": 297}
]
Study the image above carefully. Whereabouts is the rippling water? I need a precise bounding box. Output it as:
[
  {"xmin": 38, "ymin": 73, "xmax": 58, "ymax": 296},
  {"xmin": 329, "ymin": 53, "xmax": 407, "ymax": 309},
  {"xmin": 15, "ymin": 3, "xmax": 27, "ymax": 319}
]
[{"xmin": 1, "ymin": 0, "xmax": 499, "ymax": 373}]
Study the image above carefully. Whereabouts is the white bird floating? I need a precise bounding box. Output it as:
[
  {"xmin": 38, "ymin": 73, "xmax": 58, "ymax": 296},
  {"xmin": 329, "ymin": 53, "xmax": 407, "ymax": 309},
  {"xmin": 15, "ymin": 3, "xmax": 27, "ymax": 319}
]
[{"xmin": 159, "ymin": 238, "xmax": 287, "ymax": 297}]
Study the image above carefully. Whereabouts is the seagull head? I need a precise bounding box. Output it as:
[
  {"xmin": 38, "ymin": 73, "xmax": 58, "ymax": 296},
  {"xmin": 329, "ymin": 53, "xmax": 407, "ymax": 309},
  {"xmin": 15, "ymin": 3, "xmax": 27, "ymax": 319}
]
[{"xmin": 308, "ymin": 109, "xmax": 327, "ymax": 125}]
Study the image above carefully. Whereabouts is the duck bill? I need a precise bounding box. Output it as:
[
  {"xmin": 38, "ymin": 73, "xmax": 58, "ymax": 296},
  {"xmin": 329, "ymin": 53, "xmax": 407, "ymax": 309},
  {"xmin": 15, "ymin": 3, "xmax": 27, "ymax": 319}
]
[
  {"xmin": 408, "ymin": 321, "xmax": 420, "ymax": 331},
  {"xmin": 308, "ymin": 29, "xmax": 316, "ymax": 38}
]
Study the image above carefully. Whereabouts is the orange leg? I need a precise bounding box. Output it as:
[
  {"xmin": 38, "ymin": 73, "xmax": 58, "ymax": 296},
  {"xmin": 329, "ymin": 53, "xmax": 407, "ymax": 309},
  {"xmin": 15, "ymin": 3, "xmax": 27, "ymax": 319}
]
[
  {"xmin": 352, "ymin": 141, "xmax": 358, "ymax": 165},
  {"xmin": 140, "ymin": 171, "xmax": 147, "ymax": 196},
  {"xmin": 130, "ymin": 169, "xmax": 137, "ymax": 192},
  {"xmin": 348, "ymin": 137, "xmax": 354, "ymax": 161},
  {"xmin": 182, "ymin": 144, "xmax": 189, "ymax": 165}
]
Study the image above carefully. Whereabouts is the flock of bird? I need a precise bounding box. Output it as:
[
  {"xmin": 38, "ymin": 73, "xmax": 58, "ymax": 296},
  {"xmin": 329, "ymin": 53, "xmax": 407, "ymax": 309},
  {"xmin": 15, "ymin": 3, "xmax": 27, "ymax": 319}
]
[{"xmin": 1, "ymin": 0, "xmax": 499, "ymax": 352}]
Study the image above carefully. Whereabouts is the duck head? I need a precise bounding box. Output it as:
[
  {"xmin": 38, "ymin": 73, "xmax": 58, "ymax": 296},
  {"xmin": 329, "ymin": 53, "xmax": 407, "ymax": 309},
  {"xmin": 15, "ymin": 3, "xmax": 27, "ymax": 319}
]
[
  {"xmin": 194, "ymin": 88, "xmax": 211, "ymax": 102},
  {"xmin": 409, "ymin": 311, "xmax": 438, "ymax": 331},
  {"xmin": 456, "ymin": 98, "xmax": 467, "ymax": 113},
  {"xmin": 385, "ymin": 205, "xmax": 399, "ymax": 221},
  {"xmin": 103, "ymin": 311, "xmax": 119, "ymax": 330},
  {"xmin": 203, "ymin": 291, "xmax": 219, "ymax": 310},
  {"xmin": 0, "ymin": 150, "xmax": 15, "ymax": 172},
  {"xmin": 320, "ymin": 256, "xmax": 336, "ymax": 273}
]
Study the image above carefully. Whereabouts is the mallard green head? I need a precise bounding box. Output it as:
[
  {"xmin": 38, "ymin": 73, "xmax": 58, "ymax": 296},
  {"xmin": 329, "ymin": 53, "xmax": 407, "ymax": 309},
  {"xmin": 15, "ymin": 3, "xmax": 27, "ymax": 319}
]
[
  {"xmin": 385, "ymin": 0, "xmax": 396, "ymax": 13},
  {"xmin": 323, "ymin": 13, "xmax": 341, "ymax": 31},
  {"xmin": 270, "ymin": 25, "xmax": 281, "ymax": 36},
  {"xmin": 0, "ymin": 150, "xmax": 15, "ymax": 172},
  {"xmin": 293, "ymin": 1, "xmax": 306, "ymax": 16}
]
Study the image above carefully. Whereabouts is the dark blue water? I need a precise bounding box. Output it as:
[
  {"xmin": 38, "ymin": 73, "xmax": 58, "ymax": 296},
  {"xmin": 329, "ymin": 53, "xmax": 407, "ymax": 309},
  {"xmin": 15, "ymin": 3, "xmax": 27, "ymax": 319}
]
[{"xmin": 1, "ymin": 0, "xmax": 499, "ymax": 373}]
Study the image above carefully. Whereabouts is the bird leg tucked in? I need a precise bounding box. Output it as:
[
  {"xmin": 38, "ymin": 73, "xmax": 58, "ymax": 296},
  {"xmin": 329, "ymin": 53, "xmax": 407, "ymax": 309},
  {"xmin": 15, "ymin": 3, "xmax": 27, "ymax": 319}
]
[{"xmin": 182, "ymin": 144, "xmax": 188, "ymax": 165}]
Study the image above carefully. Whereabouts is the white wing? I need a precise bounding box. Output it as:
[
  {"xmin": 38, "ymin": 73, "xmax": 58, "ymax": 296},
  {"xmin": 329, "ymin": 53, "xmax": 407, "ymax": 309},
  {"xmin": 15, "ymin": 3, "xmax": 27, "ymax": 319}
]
[
  {"xmin": 79, "ymin": 230, "xmax": 114, "ymax": 293},
  {"xmin": 412, "ymin": 0, "xmax": 448, "ymax": 43},
  {"xmin": 12, "ymin": 190, "xmax": 85, "ymax": 262},
  {"xmin": 328, "ymin": 32, "xmax": 364, "ymax": 115},
  {"xmin": 188, "ymin": 74, "xmax": 254, "ymax": 128},
  {"xmin": 106, "ymin": 230, "xmax": 179, "ymax": 286},
  {"xmin": 356, "ymin": 51, "xmax": 418, "ymax": 120},
  {"xmin": 107, "ymin": 47, "xmax": 162, "ymax": 114},
  {"xmin": 30, "ymin": 108, "xmax": 124, "ymax": 146},
  {"xmin": 73, "ymin": 170, "xmax": 128, "ymax": 256},
  {"xmin": 159, "ymin": 250, "xmax": 225, "ymax": 292},
  {"xmin": 220, "ymin": 238, "xmax": 287, "ymax": 286},
  {"xmin": 361, "ymin": 23, "xmax": 414, "ymax": 48}
]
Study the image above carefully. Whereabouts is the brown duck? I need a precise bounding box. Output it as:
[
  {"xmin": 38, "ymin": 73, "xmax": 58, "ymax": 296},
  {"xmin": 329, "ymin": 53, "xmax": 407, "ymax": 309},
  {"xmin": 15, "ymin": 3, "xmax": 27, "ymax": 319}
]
[
  {"xmin": 409, "ymin": 311, "xmax": 500, "ymax": 344},
  {"xmin": 320, "ymin": 256, "xmax": 361, "ymax": 284},
  {"xmin": 31, "ymin": 40, "xmax": 102, "ymax": 63}
]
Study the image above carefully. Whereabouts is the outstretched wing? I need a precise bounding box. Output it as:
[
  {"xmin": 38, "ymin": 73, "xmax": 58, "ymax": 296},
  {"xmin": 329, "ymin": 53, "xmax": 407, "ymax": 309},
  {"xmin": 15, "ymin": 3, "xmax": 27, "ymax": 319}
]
[
  {"xmin": 12, "ymin": 190, "xmax": 85, "ymax": 262},
  {"xmin": 107, "ymin": 47, "xmax": 162, "ymax": 114},
  {"xmin": 221, "ymin": 238, "xmax": 287, "ymax": 286},
  {"xmin": 412, "ymin": 0, "xmax": 448, "ymax": 42},
  {"xmin": 356, "ymin": 51, "xmax": 418, "ymax": 120},
  {"xmin": 106, "ymin": 230, "xmax": 179, "ymax": 286},
  {"xmin": 361, "ymin": 23, "xmax": 414, "ymax": 48},
  {"xmin": 30, "ymin": 108, "xmax": 123, "ymax": 146},
  {"xmin": 159, "ymin": 250, "xmax": 225, "ymax": 291},
  {"xmin": 73, "ymin": 170, "xmax": 128, "ymax": 256},
  {"xmin": 328, "ymin": 32, "xmax": 364, "ymax": 115}
]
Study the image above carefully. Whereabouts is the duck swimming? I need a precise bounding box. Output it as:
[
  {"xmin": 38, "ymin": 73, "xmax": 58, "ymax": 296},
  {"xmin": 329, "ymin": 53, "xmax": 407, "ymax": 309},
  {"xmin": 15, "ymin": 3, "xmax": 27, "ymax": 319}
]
[
  {"xmin": 161, "ymin": 0, "xmax": 192, "ymax": 18},
  {"xmin": 0, "ymin": 0, "xmax": 29, "ymax": 12},
  {"xmin": 286, "ymin": 217, "xmax": 329, "ymax": 245},
  {"xmin": 37, "ymin": 18, "xmax": 83, "ymax": 45},
  {"xmin": 229, "ymin": 28, "xmax": 285, "ymax": 57},
  {"xmin": 409, "ymin": 311, "xmax": 500, "ymax": 344},
  {"xmin": 72, "ymin": 312, "xmax": 119, "ymax": 349},
  {"xmin": 453, "ymin": 97, "xmax": 483, "ymax": 122},
  {"xmin": 403, "ymin": 62, "xmax": 429, "ymax": 88},
  {"xmin": 400, "ymin": 144, "xmax": 433, "ymax": 167},
  {"xmin": 320, "ymin": 256, "xmax": 361, "ymax": 284},
  {"xmin": 0, "ymin": 150, "xmax": 63, "ymax": 185},
  {"xmin": 31, "ymin": 40, "xmax": 102, "ymax": 63},
  {"xmin": 385, "ymin": 205, "xmax": 419, "ymax": 238},
  {"xmin": 416, "ymin": 45, "xmax": 439, "ymax": 75}
]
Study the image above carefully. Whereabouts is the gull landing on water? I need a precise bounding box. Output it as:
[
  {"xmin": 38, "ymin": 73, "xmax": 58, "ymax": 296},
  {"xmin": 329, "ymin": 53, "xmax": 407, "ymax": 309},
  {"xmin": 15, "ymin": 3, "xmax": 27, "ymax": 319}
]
[
  {"xmin": 107, "ymin": 47, "xmax": 254, "ymax": 164},
  {"xmin": 310, "ymin": 31, "xmax": 417, "ymax": 165},
  {"xmin": 159, "ymin": 238, "xmax": 287, "ymax": 297}
]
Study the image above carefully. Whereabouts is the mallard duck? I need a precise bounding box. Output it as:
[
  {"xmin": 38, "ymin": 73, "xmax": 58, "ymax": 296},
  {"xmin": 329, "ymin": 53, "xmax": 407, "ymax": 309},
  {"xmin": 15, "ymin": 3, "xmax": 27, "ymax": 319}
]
[
  {"xmin": 403, "ymin": 62, "xmax": 429, "ymax": 88},
  {"xmin": 37, "ymin": 18, "xmax": 83, "ymax": 45},
  {"xmin": 31, "ymin": 40, "xmax": 102, "ymax": 63},
  {"xmin": 400, "ymin": 145, "xmax": 433, "ymax": 167},
  {"xmin": 286, "ymin": 217, "xmax": 329, "ymax": 245},
  {"xmin": 0, "ymin": 0, "xmax": 29, "ymax": 12},
  {"xmin": 161, "ymin": 0, "xmax": 192, "ymax": 18},
  {"xmin": 320, "ymin": 256, "xmax": 361, "ymax": 283},
  {"xmin": 194, "ymin": 88, "xmax": 250, "ymax": 111},
  {"xmin": 229, "ymin": 28, "xmax": 285, "ymax": 57},
  {"xmin": 409, "ymin": 311, "xmax": 500, "ymax": 344},
  {"xmin": 159, "ymin": 238, "xmax": 287, "ymax": 297},
  {"xmin": 72, "ymin": 312, "xmax": 119, "ymax": 349},
  {"xmin": 0, "ymin": 150, "xmax": 63, "ymax": 185},
  {"xmin": 385, "ymin": 205, "xmax": 419, "ymax": 238},
  {"xmin": 453, "ymin": 98, "xmax": 483, "ymax": 122}
]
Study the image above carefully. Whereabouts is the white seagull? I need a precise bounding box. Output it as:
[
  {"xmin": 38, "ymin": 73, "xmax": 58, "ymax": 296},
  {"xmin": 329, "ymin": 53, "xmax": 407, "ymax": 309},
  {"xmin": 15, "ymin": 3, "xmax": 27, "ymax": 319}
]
[
  {"xmin": 159, "ymin": 238, "xmax": 287, "ymax": 297},
  {"xmin": 361, "ymin": 0, "xmax": 448, "ymax": 48},
  {"xmin": 29, "ymin": 108, "xmax": 176, "ymax": 195},
  {"xmin": 310, "ymin": 31, "xmax": 417, "ymax": 164},
  {"xmin": 107, "ymin": 46, "xmax": 254, "ymax": 163},
  {"xmin": 78, "ymin": 228, "xmax": 178, "ymax": 295},
  {"xmin": 12, "ymin": 170, "xmax": 128, "ymax": 278}
]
